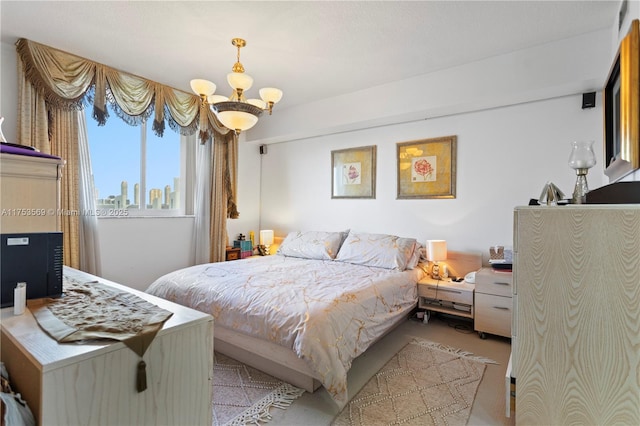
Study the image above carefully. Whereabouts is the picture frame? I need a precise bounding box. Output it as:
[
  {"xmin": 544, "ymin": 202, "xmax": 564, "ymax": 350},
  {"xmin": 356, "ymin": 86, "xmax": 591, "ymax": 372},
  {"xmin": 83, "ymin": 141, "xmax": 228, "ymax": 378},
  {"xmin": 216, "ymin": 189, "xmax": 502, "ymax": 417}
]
[
  {"xmin": 397, "ymin": 135, "xmax": 456, "ymax": 199},
  {"xmin": 331, "ymin": 145, "xmax": 376, "ymax": 199},
  {"xmin": 604, "ymin": 19, "xmax": 639, "ymax": 182}
]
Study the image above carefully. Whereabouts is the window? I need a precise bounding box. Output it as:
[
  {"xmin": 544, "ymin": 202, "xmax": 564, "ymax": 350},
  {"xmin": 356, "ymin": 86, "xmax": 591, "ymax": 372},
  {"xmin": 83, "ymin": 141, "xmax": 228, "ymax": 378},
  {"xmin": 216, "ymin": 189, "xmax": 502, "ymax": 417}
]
[{"xmin": 85, "ymin": 106, "xmax": 188, "ymax": 216}]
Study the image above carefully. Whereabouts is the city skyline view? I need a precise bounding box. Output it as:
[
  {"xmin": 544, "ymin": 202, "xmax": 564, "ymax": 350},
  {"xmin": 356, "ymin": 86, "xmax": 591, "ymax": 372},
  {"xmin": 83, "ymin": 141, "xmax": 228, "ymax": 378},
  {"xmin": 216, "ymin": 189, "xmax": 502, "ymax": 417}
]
[
  {"xmin": 96, "ymin": 178, "xmax": 180, "ymax": 210},
  {"xmin": 85, "ymin": 107, "xmax": 181, "ymax": 209}
]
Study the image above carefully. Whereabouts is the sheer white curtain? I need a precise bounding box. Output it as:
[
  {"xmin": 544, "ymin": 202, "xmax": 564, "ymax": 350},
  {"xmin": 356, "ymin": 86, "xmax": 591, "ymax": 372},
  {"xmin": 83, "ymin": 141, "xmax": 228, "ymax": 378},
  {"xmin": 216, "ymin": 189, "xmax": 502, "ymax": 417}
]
[
  {"xmin": 77, "ymin": 111, "xmax": 102, "ymax": 275},
  {"xmin": 191, "ymin": 133, "xmax": 212, "ymax": 264}
]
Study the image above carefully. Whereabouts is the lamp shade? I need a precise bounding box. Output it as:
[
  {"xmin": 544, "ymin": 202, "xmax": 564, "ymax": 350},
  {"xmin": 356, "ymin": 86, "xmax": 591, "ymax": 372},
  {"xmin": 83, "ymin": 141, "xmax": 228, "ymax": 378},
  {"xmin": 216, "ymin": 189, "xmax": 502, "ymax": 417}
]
[
  {"xmin": 568, "ymin": 140, "xmax": 596, "ymax": 170},
  {"xmin": 216, "ymin": 110, "xmax": 259, "ymax": 132},
  {"xmin": 426, "ymin": 240, "xmax": 447, "ymax": 262},
  {"xmin": 259, "ymin": 230, "xmax": 274, "ymax": 246},
  {"xmin": 259, "ymin": 87, "xmax": 283, "ymax": 104},
  {"xmin": 190, "ymin": 79, "xmax": 216, "ymax": 96},
  {"xmin": 227, "ymin": 72, "xmax": 254, "ymax": 91}
]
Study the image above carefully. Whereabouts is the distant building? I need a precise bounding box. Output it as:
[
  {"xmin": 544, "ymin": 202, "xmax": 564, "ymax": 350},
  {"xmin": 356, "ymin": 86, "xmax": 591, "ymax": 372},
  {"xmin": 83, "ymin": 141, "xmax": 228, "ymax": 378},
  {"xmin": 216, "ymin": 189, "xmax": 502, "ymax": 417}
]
[{"xmin": 96, "ymin": 177, "xmax": 180, "ymax": 210}]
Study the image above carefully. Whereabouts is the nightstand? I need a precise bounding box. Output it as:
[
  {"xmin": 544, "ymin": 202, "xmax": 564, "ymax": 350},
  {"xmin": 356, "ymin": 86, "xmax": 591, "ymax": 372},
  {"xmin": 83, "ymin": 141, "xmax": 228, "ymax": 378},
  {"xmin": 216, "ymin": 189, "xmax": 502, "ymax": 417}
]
[
  {"xmin": 474, "ymin": 267, "xmax": 512, "ymax": 339},
  {"xmin": 417, "ymin": 277, "xmax": 474, "ymax": 319}
]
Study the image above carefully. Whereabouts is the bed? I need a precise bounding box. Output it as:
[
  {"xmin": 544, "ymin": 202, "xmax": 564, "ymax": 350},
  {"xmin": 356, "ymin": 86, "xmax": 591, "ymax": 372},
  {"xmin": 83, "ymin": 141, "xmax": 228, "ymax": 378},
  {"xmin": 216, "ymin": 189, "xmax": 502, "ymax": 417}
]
[{"xmin": 146, "ymin": 230, "xmax": 426, "ymax": 407}]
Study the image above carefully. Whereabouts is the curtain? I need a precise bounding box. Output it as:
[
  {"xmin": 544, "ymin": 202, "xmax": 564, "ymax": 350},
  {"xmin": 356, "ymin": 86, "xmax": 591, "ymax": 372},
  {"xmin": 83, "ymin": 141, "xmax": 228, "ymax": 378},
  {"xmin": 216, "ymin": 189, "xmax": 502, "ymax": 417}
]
[
  {"xmin": 16, "ymin": 38, "xmax": 240, "ymax": 268},
  {"xmin": 77, "ymin": 112, "xmax": 102, "ymax": 275},
  {"xmin": 210, "ymin": 131, "xmax": 238, "ymax": 262},
  {"xmin": 192, "ymin": 133, "xmax": 211, "ymax": 264},
  {"xmin": 49, "ymin": 109, "xmax": 80, "ymax": 268}
]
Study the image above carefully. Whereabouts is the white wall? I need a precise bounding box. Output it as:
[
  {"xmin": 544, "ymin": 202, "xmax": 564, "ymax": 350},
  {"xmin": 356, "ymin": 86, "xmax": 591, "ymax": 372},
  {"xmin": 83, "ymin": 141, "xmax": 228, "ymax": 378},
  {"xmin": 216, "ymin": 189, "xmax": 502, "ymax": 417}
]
[
  {"xmin": 97, "ymin": 217, "xmax": 194, "ymax": 291},
  {"xmin": 259, "ymin": 94, "xmax": 603, "ymax": 261}
]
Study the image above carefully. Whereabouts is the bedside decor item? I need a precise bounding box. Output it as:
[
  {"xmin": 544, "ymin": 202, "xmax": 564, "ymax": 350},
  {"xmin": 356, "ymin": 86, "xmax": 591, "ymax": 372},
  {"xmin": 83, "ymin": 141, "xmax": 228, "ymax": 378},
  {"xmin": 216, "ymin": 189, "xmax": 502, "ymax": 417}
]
[
  {"xmin": 397, "ymin": 135, "xmax": 456, "ymax": 199},
  {"xmin": 538, "ymin": 181, "xmax": 565, "ymax": 206},
  {"xmin": 426, "ymin": 239, "xmax": 447, "ymax": 279},
  {"xmin": 603, "ymin": 19, "xmax": 639, "ymax": 182},
  {"xmin": 331, "ymin": 145, "xmax": 376, "ymax": 199},
  {"xmin": 568, "ymin": 140, "xmax": 597, "ymax": 204},
  {"xmin": 259, "ymin": 229, "xmax": 274, "ymax": 255},
  {"xmin": 225, "ymin": 246, "xmax": 241, "ymax": 261}
]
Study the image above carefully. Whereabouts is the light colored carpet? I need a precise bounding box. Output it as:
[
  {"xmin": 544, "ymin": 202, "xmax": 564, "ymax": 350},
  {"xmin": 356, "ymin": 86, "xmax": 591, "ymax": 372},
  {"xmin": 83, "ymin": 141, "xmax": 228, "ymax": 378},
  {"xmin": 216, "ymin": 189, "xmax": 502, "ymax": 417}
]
[
  {"xmin": 213, "ymin": 352, "xmax": 305, "ymax": 426},
  {"xmin": 332, "ymin": 338, "xmax": 496, "ymax": 426}
]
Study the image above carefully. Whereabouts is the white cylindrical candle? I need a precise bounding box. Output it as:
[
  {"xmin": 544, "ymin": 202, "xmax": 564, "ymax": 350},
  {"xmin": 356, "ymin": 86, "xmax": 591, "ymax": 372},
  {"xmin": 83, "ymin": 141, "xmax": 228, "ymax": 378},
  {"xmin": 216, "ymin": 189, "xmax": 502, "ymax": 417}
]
[{"xmin": 14, "ymin": 282, "xmax": 26, "ymax": 315}]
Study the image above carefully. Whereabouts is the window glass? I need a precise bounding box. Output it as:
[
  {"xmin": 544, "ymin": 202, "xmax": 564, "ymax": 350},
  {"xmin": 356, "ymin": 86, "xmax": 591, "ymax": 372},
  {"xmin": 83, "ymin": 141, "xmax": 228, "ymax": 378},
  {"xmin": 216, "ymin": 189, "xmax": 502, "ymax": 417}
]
[
  {"xmin": 85, "ymin": 106, "xmax": 182, "ymax": 215},
  {"xmin": 146, "ymin": 123, "xmax": 181, "ymax": 210}
]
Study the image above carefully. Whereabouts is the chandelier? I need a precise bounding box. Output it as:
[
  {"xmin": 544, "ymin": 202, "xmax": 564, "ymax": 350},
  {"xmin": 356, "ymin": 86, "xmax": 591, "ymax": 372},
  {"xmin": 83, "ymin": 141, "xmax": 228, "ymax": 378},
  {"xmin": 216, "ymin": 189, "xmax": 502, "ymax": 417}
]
[{"xmin": 190, "ymin": 38, "xmax": 283, "ymax": 134}]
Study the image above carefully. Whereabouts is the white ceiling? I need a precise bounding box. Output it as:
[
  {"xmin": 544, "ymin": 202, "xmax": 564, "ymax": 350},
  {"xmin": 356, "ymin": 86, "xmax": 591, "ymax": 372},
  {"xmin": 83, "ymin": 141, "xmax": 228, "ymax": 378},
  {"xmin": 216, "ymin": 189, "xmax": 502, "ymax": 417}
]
[{"xmin": 1, "ymin": 1, "xmax": 621, "ymax": 112}]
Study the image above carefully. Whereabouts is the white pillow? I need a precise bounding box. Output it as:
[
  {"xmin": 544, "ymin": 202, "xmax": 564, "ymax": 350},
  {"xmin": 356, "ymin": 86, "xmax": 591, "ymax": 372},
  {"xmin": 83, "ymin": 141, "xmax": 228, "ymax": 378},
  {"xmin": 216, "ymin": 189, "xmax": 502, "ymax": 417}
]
[
  {"xmin": 277, "ymin": 230, "xmax": 348, "ymax": 260},
  {"xmin": 335, "ymin": 231, "xmax": 417, "ymax": 271}
]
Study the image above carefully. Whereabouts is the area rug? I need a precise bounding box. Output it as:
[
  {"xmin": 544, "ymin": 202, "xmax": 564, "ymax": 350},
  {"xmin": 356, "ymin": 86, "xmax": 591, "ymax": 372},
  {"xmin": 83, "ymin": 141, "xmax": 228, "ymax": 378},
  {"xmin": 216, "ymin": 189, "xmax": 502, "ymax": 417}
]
[
  {"xmin": 332, "ymin": 339, "xmax": 497, "ymax": 426},
  {"xmin": 213, "ymin": 352, "xmax": 305, "ymax": 425}
]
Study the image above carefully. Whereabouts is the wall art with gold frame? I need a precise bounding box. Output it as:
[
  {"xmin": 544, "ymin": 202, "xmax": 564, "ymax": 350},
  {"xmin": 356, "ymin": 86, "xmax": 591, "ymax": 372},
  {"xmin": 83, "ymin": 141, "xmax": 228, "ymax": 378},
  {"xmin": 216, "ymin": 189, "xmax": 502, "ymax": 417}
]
[
  {"xmin": 397, "ymin": 135, "xmax": 457, "ymax": 199},
  {"xmin": 331, "ymin": 145, "xmax": 376, "ymax": 199},
  {"xmin": 603, "ymin": 19, "xmax": 639, "ymax": 182}
]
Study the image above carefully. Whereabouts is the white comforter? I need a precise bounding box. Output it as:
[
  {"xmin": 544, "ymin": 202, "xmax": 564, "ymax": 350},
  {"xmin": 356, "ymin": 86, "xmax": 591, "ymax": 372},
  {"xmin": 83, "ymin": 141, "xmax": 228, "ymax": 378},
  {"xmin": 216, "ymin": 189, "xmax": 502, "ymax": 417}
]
[{"xmin": 146, "ymin": 255, "xmax": 423, "ymax": 407}]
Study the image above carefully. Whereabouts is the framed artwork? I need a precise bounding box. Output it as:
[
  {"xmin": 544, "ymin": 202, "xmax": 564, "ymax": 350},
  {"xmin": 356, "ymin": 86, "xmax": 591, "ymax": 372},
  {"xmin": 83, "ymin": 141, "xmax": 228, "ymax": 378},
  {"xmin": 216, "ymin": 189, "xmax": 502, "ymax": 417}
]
[
  {"xmin": 397, "ymin": 135, "xmax": 456, "ymax": 199},
  {"xmin": 604, "ymin": 19, "xmax": 639, "ymax": 182},
  {"xmin": 331, "ymin": 145, "xmax": 376, "ymax": 199}
]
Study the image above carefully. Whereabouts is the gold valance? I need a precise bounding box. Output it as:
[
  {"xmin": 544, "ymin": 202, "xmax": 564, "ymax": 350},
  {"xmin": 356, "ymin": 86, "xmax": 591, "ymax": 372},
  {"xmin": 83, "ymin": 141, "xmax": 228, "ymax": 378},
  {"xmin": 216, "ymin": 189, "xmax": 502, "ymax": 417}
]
[{"xmin": 16, "ymin": 38, "xmax": 229, "ymax": 143}]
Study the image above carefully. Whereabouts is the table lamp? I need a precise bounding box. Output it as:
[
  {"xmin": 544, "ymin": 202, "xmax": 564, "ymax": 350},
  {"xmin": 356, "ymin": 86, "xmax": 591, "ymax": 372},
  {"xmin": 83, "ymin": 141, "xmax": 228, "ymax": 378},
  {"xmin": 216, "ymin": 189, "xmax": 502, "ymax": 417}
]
[
  {"xmin": 259, "ymin": 230, "xmax": 274, "ymax": 255},
  {"xmin": 426, "ymin": 240, "xmax": 447, "ymax": 279}
]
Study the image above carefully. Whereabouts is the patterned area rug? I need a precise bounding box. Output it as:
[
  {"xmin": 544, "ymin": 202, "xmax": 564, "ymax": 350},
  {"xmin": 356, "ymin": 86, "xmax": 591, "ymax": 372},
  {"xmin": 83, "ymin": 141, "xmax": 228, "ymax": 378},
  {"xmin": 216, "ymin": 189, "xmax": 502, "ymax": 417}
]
[
  {"xmin": 213, "ymin": 352, "xmax": 305, "ymax": 425},
  {"xmin": 333, "ymin": 339, "xmax": 497, "ymax": 426}
]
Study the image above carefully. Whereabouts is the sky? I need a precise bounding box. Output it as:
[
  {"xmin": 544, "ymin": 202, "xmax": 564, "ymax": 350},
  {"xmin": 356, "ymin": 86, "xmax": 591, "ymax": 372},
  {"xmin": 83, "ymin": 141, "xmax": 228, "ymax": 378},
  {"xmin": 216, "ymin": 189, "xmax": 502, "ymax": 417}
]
[{"xmin": 85, "ymin": 107, "xmax": 180, "ymax": 203}]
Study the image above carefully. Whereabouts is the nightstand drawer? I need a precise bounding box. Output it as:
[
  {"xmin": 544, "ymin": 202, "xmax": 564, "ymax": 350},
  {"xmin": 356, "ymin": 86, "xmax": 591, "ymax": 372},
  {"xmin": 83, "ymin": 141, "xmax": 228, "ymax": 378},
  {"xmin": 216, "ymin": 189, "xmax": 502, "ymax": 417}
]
[
  {"xmin": 418, "ymin": 284, "xmax": 473, "ymax": 305},
  {"xmin": 475, "ymin": 293, "xmax": 512, "ymax": 337},
  {"xmin": 475, "ymin": 268, "xmax": 512, "ymax": 297}
]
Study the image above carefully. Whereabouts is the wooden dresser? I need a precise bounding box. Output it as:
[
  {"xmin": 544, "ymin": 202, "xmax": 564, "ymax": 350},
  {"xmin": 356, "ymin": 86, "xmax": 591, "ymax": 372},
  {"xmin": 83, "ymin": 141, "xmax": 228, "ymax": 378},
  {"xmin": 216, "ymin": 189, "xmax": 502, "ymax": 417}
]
[
  {"xmin": 1, "ymin": 267, "xmax": 214, "ymax": 425},
  {"xmin": 0, "ymin": 152, "xmax": 64, "ymax": 233},
  {"xmin": 513, "ymin": 205, "xmax": 640, "ymax": 424}
]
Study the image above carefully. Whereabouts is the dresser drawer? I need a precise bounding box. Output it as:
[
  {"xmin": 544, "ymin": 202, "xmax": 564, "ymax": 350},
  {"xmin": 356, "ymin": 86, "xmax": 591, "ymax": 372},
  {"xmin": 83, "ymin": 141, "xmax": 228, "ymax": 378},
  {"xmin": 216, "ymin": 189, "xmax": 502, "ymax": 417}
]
[
  {"xmin": 474, "ymin": 293, "xmax": 512, "ymax": 338},
  {"xmin": 475, "ymin": 268, "xmax": 512, "ymax": 297},
  {"xmin": 418, "ymin": 284, "xmax": 473, "ymax": 305}
]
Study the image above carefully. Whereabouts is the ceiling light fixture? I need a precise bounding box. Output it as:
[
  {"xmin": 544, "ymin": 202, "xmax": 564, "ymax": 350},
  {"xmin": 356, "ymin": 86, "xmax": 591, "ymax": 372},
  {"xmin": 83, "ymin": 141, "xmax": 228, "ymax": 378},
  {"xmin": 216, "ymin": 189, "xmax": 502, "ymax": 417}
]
[{"xmin": 190, "ymin": 38, "xmax": 283, "ymax": 134}]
